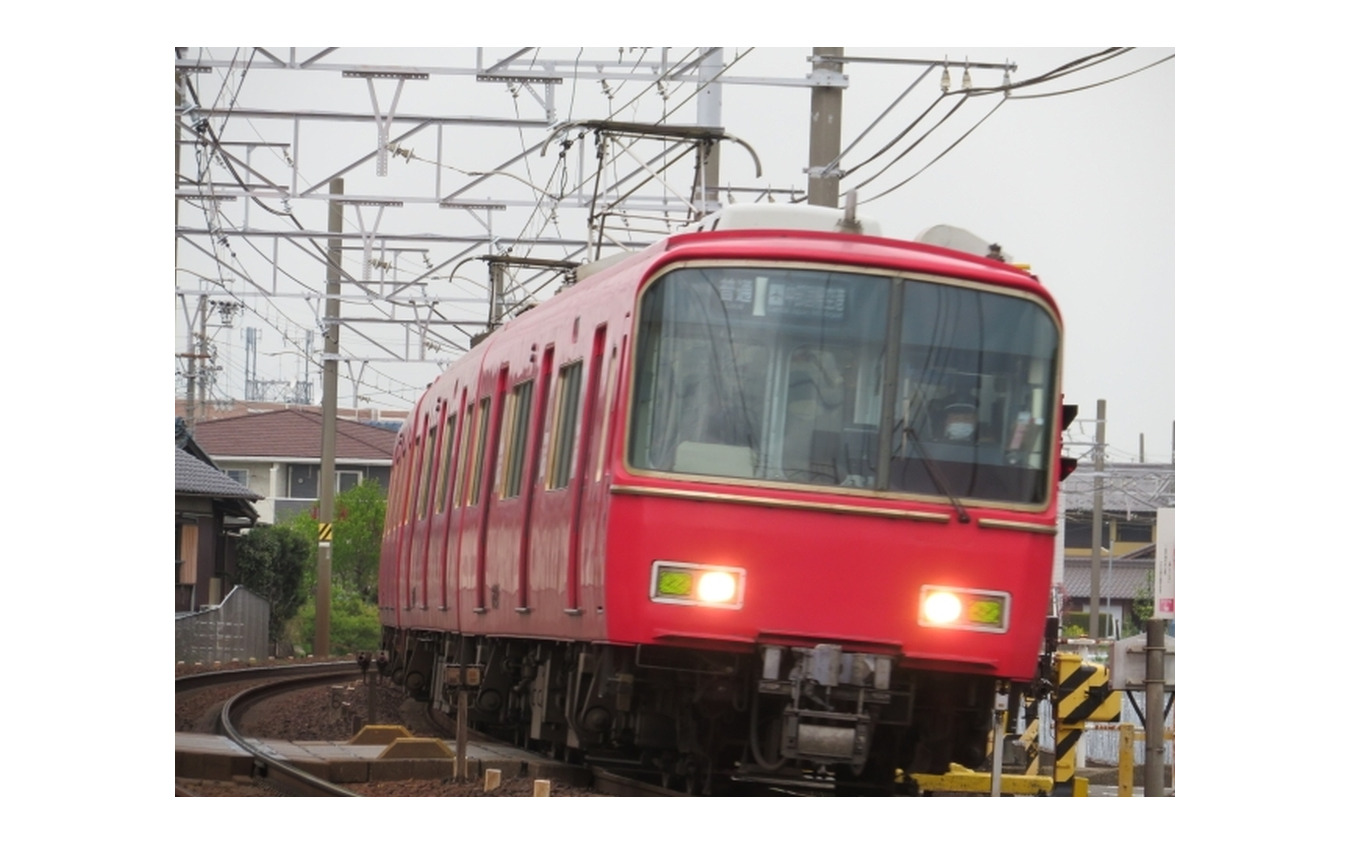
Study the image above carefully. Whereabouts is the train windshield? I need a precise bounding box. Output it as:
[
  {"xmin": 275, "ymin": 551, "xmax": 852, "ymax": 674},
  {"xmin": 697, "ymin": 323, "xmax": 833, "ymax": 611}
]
[{"xmin": 628, "ymin": 265, "xmax": 1061, "ymax": 505}]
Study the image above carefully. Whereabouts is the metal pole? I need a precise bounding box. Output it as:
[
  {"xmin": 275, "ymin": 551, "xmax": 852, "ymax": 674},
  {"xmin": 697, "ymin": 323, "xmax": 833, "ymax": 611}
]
[
  {"xmin": 990, "ymin": 681, "xmax": 1008, "ymax": 796},
  {"xmin": 1089, "ymin": 399, "xmax": 1105, "ymax": 638},
  {"xmin": 1145, "ymin": 617, "xmax": 1167, "ymax": 795},
  {"xmin": 316, "ymin": 177, "xmax": 343, "ymax": 658},
  {"xmin": 456, "ymin": 688, "xmax": 469, "ymax": 782},
  {"xmin": 489, "ymin": 260, "xmax": 504, "ymax": 333},
  {"xmin": 807, "ymin": 48, "xmax": 844, "ymax": 209}
]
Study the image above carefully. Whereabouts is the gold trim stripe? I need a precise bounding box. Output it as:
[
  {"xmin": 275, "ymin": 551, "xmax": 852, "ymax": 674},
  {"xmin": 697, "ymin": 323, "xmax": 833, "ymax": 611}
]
[
  {"xmin": 610, "ymin": 483, "xmax": 950, "ymax": 523},
  {"xmin": 976, "ymin": 518, "xmax": 1058, "ymax": 536}
]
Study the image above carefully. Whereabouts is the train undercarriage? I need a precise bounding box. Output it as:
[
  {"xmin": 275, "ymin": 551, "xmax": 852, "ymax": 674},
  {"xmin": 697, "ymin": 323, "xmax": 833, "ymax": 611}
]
[{"xmin": 381, "ymin": 627, "xmax": 997, "ymax": 795}]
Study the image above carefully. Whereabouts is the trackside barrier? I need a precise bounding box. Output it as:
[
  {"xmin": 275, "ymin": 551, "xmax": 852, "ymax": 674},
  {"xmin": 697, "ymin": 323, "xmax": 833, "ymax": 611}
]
[
  {"xmin": 901, "ymin": 765, "xmax": 1055, "ymax": 796},
  {"xmin": 1084, "ymin": 721, "xmax": 1176, "ymax": 796},
  {"xmin": 1053, "ymin": 651, "xmax": 1121, "ymax": 796},
  {"xmin": 892, "ymin": 652, "xmax": 1154, "ymax": 796}
]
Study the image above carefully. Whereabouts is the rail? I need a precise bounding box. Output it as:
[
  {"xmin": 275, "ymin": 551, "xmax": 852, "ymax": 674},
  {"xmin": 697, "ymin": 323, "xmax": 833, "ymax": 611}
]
[{"xmin": 214, "ymin": 666, "xmax": 363, "ymax": 796}]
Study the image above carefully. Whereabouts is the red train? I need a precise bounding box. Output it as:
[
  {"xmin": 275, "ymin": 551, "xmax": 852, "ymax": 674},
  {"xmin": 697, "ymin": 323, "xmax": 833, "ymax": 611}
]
[{"xmin": 378, "ymin": 205, "xmax": 1073, "ymax": 793}]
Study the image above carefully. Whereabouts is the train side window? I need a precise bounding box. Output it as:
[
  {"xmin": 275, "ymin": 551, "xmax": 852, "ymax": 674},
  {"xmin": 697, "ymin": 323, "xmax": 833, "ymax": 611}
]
[
  {"xmin": 417, "ymin": 422, "xmax": 437, "ymax": 519},
  {"xmin": 468, "ymin": 398, "xmax": 491, "ymax": 506},
  {"xmin": 502, "ymin": 380, "xmax": 534, "ymax": 498},
  {"xmin": 454, "ymin": 404, "xmax": 475, "ymax": 508},
  {"xmin": 548, "ymin": 362, "xmax": 584, "ymax": 489},
  {"xmin": 435, "ymin": 413, "xmax": 457, "ymax": 513},
  {"xmin": 388, "ymin": 448, "xmax": 405, "ymax": 527}
]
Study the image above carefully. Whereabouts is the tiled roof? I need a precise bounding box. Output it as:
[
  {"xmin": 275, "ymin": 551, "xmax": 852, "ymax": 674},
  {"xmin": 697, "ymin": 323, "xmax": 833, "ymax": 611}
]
[
  {"xmin": 191, "ymin": 408, "xmax": 395, "ymax": 462},
  {"xmin": 1062, "ymin": 462, "xmax": 1174, "ymax": 514},
  {"xmin": 176, "ymin": 447, "xmax": 261, "ymax": 500},
  {"xmin": 1062, "ymin": 559, "xmax": 1152, "ymax": 601}
]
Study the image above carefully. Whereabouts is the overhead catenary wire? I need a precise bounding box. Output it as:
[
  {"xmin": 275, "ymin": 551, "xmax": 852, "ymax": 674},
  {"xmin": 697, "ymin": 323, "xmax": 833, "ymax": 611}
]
[
  {"xmin": 842, "ymin": 49, "xmax": 1165, "ymax": 205},
  {"xmin": 179, "ymin": 59, "xmax": 471, "ymax": 409},
  {"xmin": 177, "ymin": 48, "xmax": 1171, "ymax": 419}
]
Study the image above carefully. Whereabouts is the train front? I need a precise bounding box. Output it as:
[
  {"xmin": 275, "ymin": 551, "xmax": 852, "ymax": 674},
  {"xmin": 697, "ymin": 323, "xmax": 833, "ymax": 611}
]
[{"xmin": 607, "ymin": 238, "xmax": 1066, "ymax": 784}]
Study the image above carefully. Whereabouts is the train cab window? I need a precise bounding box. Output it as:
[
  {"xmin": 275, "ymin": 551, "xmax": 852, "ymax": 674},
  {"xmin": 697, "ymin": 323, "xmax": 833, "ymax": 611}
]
[
  {"xmin": 886, "ymin": 281, "xmax": 1059, "ymax": 505},
  {"xmin": 628, "ymin": 265, "xmax": 1061, "ymax": 507}
]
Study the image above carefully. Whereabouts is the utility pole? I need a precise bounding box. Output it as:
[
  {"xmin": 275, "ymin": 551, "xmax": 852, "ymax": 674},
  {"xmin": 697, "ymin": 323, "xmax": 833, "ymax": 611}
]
[
  {"xmin": 1145, "ymin": 616, "xmax": 1168, "ymax": 795},
  {"xmin": 1089, "ymin": 399, "xmax": 1106, "ymax": 638},
  {"xmin": 696, "ymin": 47, "xmax": 723, "ymax": 214},
  {"xmin": 316, "ymin": 178, "xmax": 343, "ymax": 659},
  {"xmin": 807, "ymin": 47, "xmax": 845, "ymax": 209},
  {"xmin": 183, "ymin": 299, "xmax": 197, "ymax": 433},
  {"xmin": 197, "ymin": 296, "xmax": 209, "ymax": 413}
]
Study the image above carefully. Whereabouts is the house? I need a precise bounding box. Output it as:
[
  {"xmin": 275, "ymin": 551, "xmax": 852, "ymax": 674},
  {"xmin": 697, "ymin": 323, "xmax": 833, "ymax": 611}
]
[
  {"xmin": 176, "ymin": 419, "xmax": 261, "ymax": 613},
  {"xmin": 1059, "ymin": 461, "xmax": 1174, "ymax": 636},
  {"xmin": 189, "ymin": 407, "xmax": 396, "ymax": 524}
]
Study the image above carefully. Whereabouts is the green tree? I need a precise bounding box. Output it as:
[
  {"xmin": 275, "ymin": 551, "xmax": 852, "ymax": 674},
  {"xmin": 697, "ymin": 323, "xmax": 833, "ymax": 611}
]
[
  {"xmin": 280, "ymin": 478, "xmax": 386, "ymax": 601},
  {"xmin": 236, "ymin": 522, "xmax": 310, "ymax": 645},
  {"xmin": 333, "ymin": 479, "xmax": 386, "ymax": 601},
  {"xmin": 1124, "ymin": 570, "xmax": 1155, "ymax": 638}
]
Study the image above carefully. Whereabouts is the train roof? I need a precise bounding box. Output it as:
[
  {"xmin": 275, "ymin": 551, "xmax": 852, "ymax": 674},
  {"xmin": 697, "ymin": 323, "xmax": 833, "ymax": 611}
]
[{"xmin": 396, "ymin": 207, "xmax": 1053, "ymax": 443}]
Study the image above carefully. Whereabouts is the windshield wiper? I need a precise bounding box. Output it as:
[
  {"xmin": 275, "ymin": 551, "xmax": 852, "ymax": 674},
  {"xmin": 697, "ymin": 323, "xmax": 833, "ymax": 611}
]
[{"xmin": 901, "ymin": 426, "xmax": 970, "ymax": 524}]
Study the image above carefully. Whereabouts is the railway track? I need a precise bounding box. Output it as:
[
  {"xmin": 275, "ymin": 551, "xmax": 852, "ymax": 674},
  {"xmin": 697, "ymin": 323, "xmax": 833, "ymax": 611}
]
[
  {"xmin": 215, "ymin": 669, "xmax": 365, "ymax": 796},
  {"xmin": 178, "ymin": 662, "xmax": 677, "ymax": 796}
]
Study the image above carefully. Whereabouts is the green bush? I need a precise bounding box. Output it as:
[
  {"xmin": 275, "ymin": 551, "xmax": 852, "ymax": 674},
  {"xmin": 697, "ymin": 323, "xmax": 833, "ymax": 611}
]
[
  {"xmin": 236, "ymin": 522, "xmax": 309, "ymax": 644},
  {"xmin": 292, "ymin": 586, "xmax": 382, "ymax": 657}
]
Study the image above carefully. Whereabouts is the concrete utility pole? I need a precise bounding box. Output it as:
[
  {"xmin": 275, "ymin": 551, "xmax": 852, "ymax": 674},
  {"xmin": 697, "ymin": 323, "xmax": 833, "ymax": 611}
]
[
  {"xmin": 316, "ymin": 177, "xmax": 343, "ymax": 659},
  {"xmin": 807, "ymin": 47, "xmax": 845, "ymax": 208},
  {"xmin": 1089, "ymin": 399, "xmax": 1106, "ymax": 638},
  {"xmin": 1145, "ymin": 616, "xmax": 1168, "ymax": 796}
]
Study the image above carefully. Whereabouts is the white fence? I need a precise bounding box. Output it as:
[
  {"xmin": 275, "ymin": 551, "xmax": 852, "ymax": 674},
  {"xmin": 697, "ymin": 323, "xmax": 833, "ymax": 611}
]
[{"xmin": 175, "ymin": 585, "xmax": 271, "ymax": 664}]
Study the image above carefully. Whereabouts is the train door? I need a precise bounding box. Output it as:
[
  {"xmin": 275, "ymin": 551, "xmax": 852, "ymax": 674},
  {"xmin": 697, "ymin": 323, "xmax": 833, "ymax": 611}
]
[
  {"xmin": 470, "ymin": 368, "xmax": 507, "ymax": 614},
  {"xmin": 419, "ymin": 410, "xmax": 446, "ymax": 617},
  {"xmin": 515, "ymin": 345, "xmax": 553, "ymax": 612},
  {"xmin": 431, "ymin": 393, "xmax": 461, "ymax": 619},
  {"xmin": 405, "ymin": 411, "xmax": 436, "ymax": 615},
  {"xmin": 424, "ymin": 396, "xmax": 456, "ymax": 617},
  {"xmin": 575, "ymin": 326, "xmax": 614, "ymax": 615},
  {"xmin": 450, "ymin": 393, "xmax": 477, "ymax": 622}
]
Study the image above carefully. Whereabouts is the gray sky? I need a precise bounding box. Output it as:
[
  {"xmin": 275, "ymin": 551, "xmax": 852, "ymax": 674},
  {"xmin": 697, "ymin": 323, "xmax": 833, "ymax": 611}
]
[{"xmin": 170, "ymin": 47, "xmax": 1174, "ymax": 465}]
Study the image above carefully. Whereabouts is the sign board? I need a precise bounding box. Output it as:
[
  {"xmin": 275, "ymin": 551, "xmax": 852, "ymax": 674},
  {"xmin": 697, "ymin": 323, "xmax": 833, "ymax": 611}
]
[{"xmin": 1154, "ymin": 507, "xmax": 1174, "ymax": 619}]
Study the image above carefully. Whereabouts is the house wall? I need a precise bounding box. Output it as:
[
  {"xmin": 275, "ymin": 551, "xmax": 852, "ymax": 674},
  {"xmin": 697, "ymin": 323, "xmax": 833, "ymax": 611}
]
[
  {"xmin": 1064, "ymin": 515, "xmax": 1155, "ymax": 557},
  {"xmin": 285, "ymin": 463, "xmax": 391, "ymax": 499},
  {"xmin": 214, "ymin": 459, "xmax": 283, "ymax": 523},
  {"xmin": 214, "ymin": 462, "xmax": 392, "ymax": 525}
]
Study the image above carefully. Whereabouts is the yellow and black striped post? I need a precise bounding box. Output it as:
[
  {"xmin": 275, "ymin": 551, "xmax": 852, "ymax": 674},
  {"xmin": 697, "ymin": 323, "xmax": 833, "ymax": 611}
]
[{"xmin": 1052, "ymin": 652, "xmax": 1121, "ymax": 796}]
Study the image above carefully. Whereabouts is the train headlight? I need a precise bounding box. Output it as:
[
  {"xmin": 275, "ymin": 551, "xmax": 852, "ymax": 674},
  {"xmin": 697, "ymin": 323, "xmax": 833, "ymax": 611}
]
[
  {"xmin": 651, "ymin": 561, "xmax": 745, "ymax": 609},
  {"xmin": 918, "ymin": 586, "xmax": 1010, "ymax": 633}
]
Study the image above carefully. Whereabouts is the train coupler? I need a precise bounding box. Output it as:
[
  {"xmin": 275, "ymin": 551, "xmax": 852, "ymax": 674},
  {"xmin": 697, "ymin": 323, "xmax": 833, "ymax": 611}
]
[{"xmin": 780, "ymin": 708, "xmax": 873, "ymax": 767}]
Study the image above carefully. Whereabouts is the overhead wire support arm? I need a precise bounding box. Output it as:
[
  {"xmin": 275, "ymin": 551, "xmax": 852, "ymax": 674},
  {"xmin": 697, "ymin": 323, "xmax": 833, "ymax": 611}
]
[
  {"xmin": 342, "ymin": 68, "xmax": 429, "ymax": 176},
  {"xmin": 542, "ymin": 120, "xmax": 763, "ymax": 178},
  {"xmin": 542, "ymin": 120, "xmax": 764, "ymax": 256}
]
